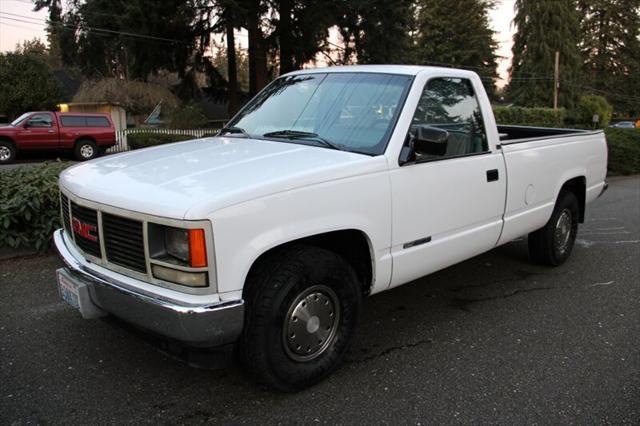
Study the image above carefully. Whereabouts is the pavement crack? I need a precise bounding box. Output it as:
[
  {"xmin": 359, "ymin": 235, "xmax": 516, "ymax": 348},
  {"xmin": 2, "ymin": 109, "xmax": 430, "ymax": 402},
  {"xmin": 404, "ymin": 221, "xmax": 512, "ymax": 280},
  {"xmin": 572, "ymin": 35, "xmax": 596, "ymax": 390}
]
[
  {"xmin": 347, "ymin": 338, "xmax": 434, "ymax": 364},
  {"xmin": 451, "ymin": 286, "xmax": 555, "ymax": 311}
]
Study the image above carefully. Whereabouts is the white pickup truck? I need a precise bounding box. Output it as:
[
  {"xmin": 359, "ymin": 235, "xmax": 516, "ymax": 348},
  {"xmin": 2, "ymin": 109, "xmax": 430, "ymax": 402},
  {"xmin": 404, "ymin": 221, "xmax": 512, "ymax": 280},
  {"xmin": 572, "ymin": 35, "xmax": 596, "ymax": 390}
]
[{"xmin": 54, "ymin": 65, "xmax": 608, "ymax": 391}]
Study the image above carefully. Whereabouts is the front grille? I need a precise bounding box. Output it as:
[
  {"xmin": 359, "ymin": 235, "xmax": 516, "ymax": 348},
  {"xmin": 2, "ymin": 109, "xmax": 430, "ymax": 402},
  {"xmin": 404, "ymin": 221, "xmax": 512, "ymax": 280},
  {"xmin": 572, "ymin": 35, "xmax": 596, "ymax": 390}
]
[
  {"xmin": 61, "ymin": 193, "xmax": 70, "ymax": 232},
  {"xmin": 102, "ymin": 213, "xmax": 147, "ymax": 273},
  {"xmin": 70, "ymin": 202, "xmax": 101, "ymax": 258}
]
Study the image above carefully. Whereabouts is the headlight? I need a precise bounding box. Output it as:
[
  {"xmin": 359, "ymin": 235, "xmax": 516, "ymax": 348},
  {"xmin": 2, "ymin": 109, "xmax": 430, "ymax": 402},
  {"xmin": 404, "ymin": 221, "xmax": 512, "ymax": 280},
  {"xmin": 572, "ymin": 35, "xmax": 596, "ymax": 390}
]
[
  {"xmin": 148, "ymin": 223, "xmax": 209, "ymax": 287},
  {"xmin": 165, "ymin": 227, "xmax": 190, "ymax": 263}
]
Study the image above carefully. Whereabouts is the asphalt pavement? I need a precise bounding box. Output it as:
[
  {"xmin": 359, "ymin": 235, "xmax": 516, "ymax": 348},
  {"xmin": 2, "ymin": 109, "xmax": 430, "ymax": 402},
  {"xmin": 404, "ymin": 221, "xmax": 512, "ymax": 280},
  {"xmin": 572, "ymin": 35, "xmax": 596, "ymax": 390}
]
[{"xmin": 1, "ymin": 177, "xmax": 638, "ymax": 424}]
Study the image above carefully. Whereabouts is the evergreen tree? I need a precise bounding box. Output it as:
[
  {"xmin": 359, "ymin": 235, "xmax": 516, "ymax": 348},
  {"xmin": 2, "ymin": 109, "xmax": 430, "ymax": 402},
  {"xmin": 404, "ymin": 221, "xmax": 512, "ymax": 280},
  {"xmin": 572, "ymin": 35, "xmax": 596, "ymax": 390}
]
[
  {"xmin": 336, "ymin": 0, "xmax": 416, "ymax": 64},
  {"xmin": 415, "ymin": 0, "xmax": 498, "ymax": 95},
  {"xmin": 508, "ymin": 0, "xmax": 582, "ymax": 109},
  {"xmin": 273, "ymin": 0, "xmax": 336, "ymax": 73},
  {"xmin": 0, "ymin": 52, "xmax": 62, "ymax": 119},
  {"xmin": 33, "ymin": 0, "xmax": 63, "ymax": 68},
  {"xmin": 578, "ymin": 0, "xmax": 640, "ymax": 116},
  {"xmin": 46, "ymin": 0, "xmax": 199, "ymax": 80}
]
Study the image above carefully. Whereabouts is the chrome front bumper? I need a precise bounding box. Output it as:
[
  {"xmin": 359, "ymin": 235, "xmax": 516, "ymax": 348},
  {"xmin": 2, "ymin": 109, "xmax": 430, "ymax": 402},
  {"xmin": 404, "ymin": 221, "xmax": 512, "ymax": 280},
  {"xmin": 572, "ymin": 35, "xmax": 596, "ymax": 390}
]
[{"xmin": 53, "ymin": 229, "xmax": 244, "ymax": 347}]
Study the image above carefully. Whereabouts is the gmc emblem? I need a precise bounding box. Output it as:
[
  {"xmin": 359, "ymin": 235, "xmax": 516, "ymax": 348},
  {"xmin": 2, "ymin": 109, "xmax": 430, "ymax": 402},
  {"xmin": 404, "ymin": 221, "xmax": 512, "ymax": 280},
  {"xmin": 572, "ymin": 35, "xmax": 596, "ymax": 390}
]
[{"xmin": 72, "ymin": 217, "xmax": 98, "ymax": 242}]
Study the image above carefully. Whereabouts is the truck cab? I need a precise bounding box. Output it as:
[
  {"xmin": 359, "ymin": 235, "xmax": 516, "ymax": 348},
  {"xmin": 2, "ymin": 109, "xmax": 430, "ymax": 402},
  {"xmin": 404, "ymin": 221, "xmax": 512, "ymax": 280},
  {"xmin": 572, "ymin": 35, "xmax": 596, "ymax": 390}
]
[{"xmin": 0, "ymin": 111, "xmax": 116, "ymax": 164}]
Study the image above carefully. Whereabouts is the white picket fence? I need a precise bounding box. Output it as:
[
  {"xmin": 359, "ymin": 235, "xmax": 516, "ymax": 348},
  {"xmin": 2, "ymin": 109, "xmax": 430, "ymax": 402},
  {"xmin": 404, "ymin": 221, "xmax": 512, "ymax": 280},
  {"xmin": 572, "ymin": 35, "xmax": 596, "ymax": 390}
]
[{"xmin": 109, "ymin": 128, "xmax": 224, "ymax": 153}]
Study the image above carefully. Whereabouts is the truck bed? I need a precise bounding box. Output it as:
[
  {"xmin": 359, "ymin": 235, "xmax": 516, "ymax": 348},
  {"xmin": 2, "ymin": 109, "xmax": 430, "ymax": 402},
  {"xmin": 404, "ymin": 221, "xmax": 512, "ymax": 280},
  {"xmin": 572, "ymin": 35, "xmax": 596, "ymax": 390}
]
[{"xmin": 497, "ymin": 125, "xmax": 598, "ymax": 143}]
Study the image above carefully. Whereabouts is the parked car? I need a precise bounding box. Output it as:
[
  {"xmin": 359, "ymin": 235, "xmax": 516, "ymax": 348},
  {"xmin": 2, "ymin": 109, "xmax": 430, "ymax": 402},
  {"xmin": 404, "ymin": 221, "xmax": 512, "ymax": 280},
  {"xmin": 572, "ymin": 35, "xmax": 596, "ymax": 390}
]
[
  {"xmin": 54, "ymin": 65, "xmax": 608, "ymax": 391},
  {"xmin": 0, "ymin": 111, "xmax": 116, "ymax": 164},
  {"xmin": 608, "ymin": 121, "xmax": 636, "ymax": 129}
]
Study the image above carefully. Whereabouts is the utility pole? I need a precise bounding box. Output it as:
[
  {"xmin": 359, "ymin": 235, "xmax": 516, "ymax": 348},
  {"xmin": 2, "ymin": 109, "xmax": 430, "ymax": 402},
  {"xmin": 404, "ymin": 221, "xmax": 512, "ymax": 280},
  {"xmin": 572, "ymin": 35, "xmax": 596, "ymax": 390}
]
[{"xmin": 553, "ymin": 51, "xmax": 560, "ymax": 110}]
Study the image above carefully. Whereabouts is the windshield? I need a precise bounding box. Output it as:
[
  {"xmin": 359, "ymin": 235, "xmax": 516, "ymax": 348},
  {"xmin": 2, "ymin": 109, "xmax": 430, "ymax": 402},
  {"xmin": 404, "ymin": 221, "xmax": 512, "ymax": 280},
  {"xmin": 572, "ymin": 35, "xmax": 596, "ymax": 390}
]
[
  {"xmin": 227, "ymin": 72, "xmax": 413, "ymax": 155},
  {"xmin": 10, "ymin": 113, "xmax": 31, "ymax": 126}
]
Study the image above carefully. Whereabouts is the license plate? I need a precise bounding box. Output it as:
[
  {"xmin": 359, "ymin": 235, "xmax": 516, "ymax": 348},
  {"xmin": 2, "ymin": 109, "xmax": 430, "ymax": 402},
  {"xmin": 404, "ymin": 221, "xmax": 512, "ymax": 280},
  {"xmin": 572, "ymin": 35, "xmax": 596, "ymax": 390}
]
[{"xmin": 57, "ymin": 271, "xmax": 80, "ymax": 310}]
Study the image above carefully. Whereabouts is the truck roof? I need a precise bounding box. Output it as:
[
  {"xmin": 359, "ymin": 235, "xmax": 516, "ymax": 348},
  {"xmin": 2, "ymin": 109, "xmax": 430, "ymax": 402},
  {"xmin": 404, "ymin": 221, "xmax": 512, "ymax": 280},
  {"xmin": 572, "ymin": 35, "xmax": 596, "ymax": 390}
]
[
  {"xmin": 26, "ymin": 111, "xmax": 111, "ymax": 117},
  {"xmin": 285, "ymin": 64, "xmax": 478, "ymax": 78}
]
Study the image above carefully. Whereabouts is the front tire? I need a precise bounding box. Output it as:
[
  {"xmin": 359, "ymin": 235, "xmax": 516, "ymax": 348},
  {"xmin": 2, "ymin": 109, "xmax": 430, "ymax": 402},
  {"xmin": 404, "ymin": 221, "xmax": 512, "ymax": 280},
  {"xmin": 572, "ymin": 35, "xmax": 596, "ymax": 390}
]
[
  {"xmin": 74, "ymin": 139, "xmax": 98, "ymax": 161},
  {"xmin": 0, "ymin": 140, "xmax": 16, "ymax": 164},
  {"xmin": 528, "ymin": 190, "xmax": 579, "ymax": 266},
  {"xmin": 239, "ymin": 245, "xmax": 362, "ymax": 392}
]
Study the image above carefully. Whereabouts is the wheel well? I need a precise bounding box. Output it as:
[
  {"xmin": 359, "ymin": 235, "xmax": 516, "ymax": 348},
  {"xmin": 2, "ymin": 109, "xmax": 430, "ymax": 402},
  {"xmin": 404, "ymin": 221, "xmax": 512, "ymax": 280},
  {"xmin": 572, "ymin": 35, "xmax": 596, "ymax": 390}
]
[
  {"xmin": 560, "ymin": 176, "xmax": 586, "ymax": 222},
  {"xmin": 75, "ymin": 136, "xmax": 96, "ymax": 146},
  {"xmin": 0, "ymin": 136, "xmax": 15, "ymax": 147},
  {"xmin": 245, "ymin": 230, "xmax": 374, "ymax": 297}
]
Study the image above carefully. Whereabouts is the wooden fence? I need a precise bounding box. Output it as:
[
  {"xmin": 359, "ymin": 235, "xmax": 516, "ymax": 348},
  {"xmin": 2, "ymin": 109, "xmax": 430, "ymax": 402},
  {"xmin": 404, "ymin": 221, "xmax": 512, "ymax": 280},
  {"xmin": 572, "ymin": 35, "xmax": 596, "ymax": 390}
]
[{"xmin": 109, "ymin": 127, "xmax": 225, "ymax": 153}]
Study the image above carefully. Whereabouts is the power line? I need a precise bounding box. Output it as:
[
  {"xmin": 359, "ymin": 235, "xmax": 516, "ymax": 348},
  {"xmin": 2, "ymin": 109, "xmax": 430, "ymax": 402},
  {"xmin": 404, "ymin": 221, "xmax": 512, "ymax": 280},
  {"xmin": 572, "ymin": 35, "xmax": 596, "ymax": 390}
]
[{"xmin": 0, "ymin": 11, "xmax": 192, "ymax": 45}]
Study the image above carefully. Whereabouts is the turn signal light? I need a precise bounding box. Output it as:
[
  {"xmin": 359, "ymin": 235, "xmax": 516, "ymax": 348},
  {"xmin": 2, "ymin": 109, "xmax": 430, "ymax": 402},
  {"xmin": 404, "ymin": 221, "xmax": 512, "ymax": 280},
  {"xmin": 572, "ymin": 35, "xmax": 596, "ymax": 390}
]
[{"xmin": 188, "ymin": 229, "xmax": 208, "ymax": 267}]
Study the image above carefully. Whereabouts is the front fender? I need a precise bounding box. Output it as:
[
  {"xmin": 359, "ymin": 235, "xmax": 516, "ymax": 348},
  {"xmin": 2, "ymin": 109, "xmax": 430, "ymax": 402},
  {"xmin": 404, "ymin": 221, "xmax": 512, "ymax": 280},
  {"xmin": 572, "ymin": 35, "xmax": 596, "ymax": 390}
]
[{"xmin": 210, "ymin": 171, "xmax": 393, "ymax": 298}]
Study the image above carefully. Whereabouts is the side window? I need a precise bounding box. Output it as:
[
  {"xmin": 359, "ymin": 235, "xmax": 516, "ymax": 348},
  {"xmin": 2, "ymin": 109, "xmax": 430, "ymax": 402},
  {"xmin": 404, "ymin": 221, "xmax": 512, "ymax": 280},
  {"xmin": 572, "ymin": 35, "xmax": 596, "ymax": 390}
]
[
  {"xmin": 86, "ymin": 116, "xmax": 110, "ymax": 127},
  {"xmin": 26, "ymin": 113, "xmax": 53, "ymax": 128},
  {"xmin": 410, "ymin": 77, "xmax": 488, "ymax": 161},
  {"xmin": 60, "ymin": 116, "xmax": 87, "ymax": 127}
]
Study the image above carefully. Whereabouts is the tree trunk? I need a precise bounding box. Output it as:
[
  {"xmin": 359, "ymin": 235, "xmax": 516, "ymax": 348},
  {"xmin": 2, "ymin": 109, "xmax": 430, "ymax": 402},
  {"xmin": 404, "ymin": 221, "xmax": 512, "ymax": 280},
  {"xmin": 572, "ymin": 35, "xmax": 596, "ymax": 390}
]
[
  {"xmin": 225, "ymin": 10, "xmax": 239, "ymax": 116},
  {"xmin": 248, "ymin": 0, "xmax": 269, "ymax": 96},
  {"xmin": 278, "ymin": 0, "xmax": 294, "ymax": 73}
]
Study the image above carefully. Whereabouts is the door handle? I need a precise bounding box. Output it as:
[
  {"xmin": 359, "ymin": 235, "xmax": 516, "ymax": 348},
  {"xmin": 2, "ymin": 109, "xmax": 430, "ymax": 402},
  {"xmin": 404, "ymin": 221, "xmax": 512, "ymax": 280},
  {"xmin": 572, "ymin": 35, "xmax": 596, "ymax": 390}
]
[
  {"xmin": 486, "ymin": 169, "xmax": 499, "ymax": 182},
  {"xmin": 48, "ymin": 130, "xmax": 55, "ymax": 133}
]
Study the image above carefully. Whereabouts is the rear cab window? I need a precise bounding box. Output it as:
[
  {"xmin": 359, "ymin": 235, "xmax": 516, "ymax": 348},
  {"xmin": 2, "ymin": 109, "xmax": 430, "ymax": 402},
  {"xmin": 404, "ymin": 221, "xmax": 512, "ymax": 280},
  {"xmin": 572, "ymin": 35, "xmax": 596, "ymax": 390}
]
[
  {"xmin": 86, "ymin": 117, "xmax": 111, "ymax": 127},
  {"xmin": 60, "ymin": 116, "xmax": 87, "ymax": 127},
  {"xmin": 60, "ymin": 116, "xmax": 111, "ymax": 127}
]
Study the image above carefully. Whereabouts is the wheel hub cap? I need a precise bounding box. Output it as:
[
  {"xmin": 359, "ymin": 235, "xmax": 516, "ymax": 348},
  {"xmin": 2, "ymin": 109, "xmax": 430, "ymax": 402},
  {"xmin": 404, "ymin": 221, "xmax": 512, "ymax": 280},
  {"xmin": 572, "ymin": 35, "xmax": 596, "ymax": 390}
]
[
  {"xmin": 81, "ymin": 145, "xmax": 93, "ymax": 158},
  {"xmin": 0, "ymin": 146, "xmax": 10, "ymax": 161},
  {"xmin": 283, "ymin": 285, "xmax": 340, "ymax": 362},
  {"xmin": 555, "ymin": 209, "xmax": 572, "ymax": 253}
]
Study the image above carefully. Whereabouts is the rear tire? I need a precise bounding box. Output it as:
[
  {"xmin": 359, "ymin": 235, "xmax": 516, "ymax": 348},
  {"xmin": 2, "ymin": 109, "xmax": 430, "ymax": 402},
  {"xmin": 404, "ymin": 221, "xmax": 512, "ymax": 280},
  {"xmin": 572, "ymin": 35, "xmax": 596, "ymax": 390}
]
[
  {"xmin": 528, "ymin": 190, "xmax": 579, "ymax": 266},
  {"xmin": 0, "ymin": 140, "xmax": 16, "ymax": 164},
  {"xmin": 239, "ymin": 245, "xmax": 362, "ymax": 392},
  {"xmin": 74, "ymin": 139, "xmax": 98, "ymax": 161}
]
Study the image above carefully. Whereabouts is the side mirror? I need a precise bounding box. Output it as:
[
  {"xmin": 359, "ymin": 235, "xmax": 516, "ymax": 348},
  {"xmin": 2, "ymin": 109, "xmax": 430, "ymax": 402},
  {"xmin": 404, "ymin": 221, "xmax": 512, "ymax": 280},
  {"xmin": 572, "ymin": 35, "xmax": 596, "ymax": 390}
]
[{"xmin": 399, "ymin": 125, "xmax": 449, "ymax": 165}]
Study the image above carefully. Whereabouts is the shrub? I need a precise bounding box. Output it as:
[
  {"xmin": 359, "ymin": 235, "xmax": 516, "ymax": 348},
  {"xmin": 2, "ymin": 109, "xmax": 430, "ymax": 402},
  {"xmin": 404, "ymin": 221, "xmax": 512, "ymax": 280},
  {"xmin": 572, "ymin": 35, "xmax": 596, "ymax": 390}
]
[
  {"xmin": 493, "ymin": 106, "xmax": 566, "ymax": 127},
  {"xmin": 576, "ymin": 95, "xmax": 613, "ymax": 129},
  {"xmin": 128, "ymin": 132, "xmax": 196, "ymax": 150},
  {"xmin": 605, "ymin": 128, "xmax": 640, "ymax": 175},
  {"xmin": 166, "ymin": 103, "xmax": 209, "ymax": 129},
  {"xmin": 0, "ymin": 162, "xmax": 71, "ymax": 250}
]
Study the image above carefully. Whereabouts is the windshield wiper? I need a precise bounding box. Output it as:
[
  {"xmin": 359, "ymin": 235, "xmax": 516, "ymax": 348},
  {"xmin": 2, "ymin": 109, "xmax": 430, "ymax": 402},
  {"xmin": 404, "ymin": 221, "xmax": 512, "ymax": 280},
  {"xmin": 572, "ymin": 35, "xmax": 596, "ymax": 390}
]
[
  {"xmin": 262, "ymin": 130, "xmax": 343, "ymax": 151},
  {"xmin": 219, "ymin": 126, "xmax": 250, "ymax": 138}
]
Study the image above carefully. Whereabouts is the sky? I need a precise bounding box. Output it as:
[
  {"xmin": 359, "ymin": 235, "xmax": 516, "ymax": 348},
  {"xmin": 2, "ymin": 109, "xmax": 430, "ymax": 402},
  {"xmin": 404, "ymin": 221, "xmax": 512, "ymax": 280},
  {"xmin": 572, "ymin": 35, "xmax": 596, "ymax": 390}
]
[{"xmin": 0, "ymin": 0, "xmax": 516, "ymax": 87}]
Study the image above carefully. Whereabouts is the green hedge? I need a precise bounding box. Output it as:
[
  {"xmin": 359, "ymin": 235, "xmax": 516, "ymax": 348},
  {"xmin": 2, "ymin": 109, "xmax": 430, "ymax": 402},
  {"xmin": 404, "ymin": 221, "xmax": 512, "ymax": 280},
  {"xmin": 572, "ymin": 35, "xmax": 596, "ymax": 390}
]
[
  {"xmin": 576, "ymin": 95, "xmax": 613, "ymax": 129},
  {"xmin": 605, "ymin": 128, "xmax": 640, "ymax": 175},
  {"xmin": 493, "ymin": 106, "xmax": 566, "ymax": 127},
  {"xmin": 0, "ymin": 162, "xmax": 71, "ymax": 250},
  {"xmin": 128, "ymin": 132, "xmax": 196, "ymax": 150}
]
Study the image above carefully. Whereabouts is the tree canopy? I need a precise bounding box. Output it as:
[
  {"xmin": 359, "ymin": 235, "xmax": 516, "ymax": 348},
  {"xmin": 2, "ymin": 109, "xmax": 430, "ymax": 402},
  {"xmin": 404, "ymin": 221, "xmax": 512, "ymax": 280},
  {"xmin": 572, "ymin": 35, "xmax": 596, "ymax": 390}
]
[
  {"xmin": 578, "ymin": 0, "xmax": 640, "ymax": 116},
  {"xmin": 29, "ymin": 0, "xmax": 639, "ymax": 117},
  {"xmin": 0, "ymin": 52, "xmax": 62, "ymax": 119},
  {"xmin": 51, "ymin": 0, "xmax": 200, "ymax": 80},
  {"xmin": 507, "ymin": 0, "xmax": 583, "ymax": 109},
  {"xmin": 415, "ymin": 0, "xmax": 498, "ymax": 95}
]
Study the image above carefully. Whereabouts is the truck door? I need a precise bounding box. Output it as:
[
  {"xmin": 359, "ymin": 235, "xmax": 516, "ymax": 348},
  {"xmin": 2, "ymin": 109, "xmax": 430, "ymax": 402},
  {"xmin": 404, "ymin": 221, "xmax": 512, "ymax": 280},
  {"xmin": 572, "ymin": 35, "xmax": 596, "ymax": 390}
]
[
  {"xmin": 388, "ymin": 77, "xmax": 506, "ymax": 288},
  {"xmin": 17, "ymin": 113, "xmax": 58, "ymax": 150}
]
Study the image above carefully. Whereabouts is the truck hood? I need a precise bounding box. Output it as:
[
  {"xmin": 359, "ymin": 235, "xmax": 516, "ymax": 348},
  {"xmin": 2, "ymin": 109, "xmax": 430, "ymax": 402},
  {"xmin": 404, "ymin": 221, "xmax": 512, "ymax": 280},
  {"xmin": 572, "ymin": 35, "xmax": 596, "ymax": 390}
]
[{"xmin": 60, "ymin": 136, "xmax": 386, "ymax": 219}]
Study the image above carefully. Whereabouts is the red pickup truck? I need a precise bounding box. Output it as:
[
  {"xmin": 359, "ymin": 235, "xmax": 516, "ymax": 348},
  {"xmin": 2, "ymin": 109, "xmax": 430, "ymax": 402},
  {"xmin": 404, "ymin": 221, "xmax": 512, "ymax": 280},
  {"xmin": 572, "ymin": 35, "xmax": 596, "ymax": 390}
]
[{"xmin": 0, "ymin": 111, "xmax": 117, "ymax": 164}]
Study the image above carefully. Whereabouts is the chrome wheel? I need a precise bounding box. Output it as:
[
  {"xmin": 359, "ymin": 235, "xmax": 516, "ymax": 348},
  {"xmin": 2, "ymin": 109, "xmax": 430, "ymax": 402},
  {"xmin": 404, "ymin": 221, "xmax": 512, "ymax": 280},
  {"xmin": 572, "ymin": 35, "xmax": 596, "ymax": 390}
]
[
  {"xmin": 80, "ymin": 144, "xmax": 94, "ymax": 159},
  {"xmin": 554, "ymin": 209, "xmax": 572, "ymax": 254},
  {"xmin": 283, "ymin": 285, "xmax": 340, "ymax": 362},
  {"xmin": 0, "ymin": 146, "xmax": 11, "ymax": 161}
]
